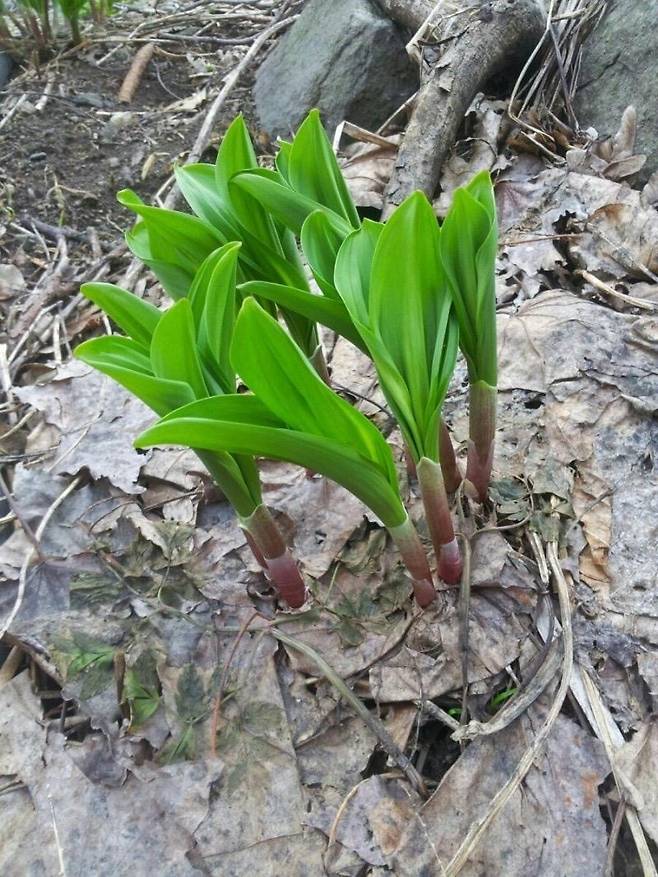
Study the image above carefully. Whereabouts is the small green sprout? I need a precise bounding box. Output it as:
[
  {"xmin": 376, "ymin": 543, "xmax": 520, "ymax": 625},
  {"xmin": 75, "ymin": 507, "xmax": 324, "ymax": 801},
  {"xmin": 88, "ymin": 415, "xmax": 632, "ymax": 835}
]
[
  {"xmin": 74, "ymin": 244, "xmax": 306, "ymax": 608},
  {"xmin": 441, "ymin": 171, "xmax": 498, "ymax": 502}
]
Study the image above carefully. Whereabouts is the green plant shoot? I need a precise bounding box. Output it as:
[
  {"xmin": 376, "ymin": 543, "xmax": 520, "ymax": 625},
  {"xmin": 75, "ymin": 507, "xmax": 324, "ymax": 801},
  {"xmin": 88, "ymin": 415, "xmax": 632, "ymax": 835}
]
[
  {"xmin": 334, "ymin": 193, "xmax": 462, "ymax": 583},
  {"xmin": 74, "ymin": 244, "xmax": 306, "ymax": 608},
  {"xmin": 135, "ymin": 298, "xmax": 437, "ymax": 607},
  {"xmin": 233, "ymin": 110, "xmax": 463, "ymax": 495},
  {"xmin": 118, "ymin": 116, "xmax": 325, "ymax": 374},
  {"xmin": 440, "ymin": 171, "xmax": 498, "ymax": 502}
]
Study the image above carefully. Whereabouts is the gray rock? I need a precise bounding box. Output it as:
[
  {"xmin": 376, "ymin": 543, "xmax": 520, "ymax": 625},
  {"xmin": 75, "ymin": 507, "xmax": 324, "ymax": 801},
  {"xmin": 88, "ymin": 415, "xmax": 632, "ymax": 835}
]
[
  {"xmin": 0, "ymin": 51, "xmax": 13, "ymax": 89},
  {"xmin": 253, "ymin": 0, "xmax": 418, "ymax": 138},
  {"xmin": 574, "ymin": 0, "xmax": 658, "ymax": 182}
]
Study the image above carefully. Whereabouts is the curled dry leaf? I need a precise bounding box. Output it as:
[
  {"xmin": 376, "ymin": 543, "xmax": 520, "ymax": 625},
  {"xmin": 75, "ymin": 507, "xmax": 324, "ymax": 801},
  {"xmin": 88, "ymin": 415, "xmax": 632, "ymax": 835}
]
[
  {"xmin": 435, "ymin": 94, "xmax": 509, "ymax": 215},
  {"xmin": 370, "ymin": 558, "xmax": 536, "ymax": 704},
  {"xmin": 341, "ymin": 134, "xmax": 400, "ymax": 211}
]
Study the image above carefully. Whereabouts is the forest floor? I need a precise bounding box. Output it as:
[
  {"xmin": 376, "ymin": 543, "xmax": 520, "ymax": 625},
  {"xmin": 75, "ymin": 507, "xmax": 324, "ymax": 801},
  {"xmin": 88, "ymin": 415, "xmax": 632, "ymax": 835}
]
[{"xmin": 0, "ymin": 2, "xmax": 657, "ymax": 875}]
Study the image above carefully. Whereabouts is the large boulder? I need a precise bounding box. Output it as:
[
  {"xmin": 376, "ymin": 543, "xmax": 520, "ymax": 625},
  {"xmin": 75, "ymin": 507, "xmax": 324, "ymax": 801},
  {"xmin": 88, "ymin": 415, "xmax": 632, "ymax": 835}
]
[
  {"xmin": 574, "ymin": 1, "xmax": 657, "ymax": 182},
  {"xmin": 253, "ymin": 0, "xmax": 418, "ymax": 138}
]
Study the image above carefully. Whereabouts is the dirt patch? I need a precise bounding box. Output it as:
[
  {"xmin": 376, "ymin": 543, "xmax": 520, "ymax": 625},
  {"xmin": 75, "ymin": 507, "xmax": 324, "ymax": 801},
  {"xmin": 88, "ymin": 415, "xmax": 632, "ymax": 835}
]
[{"xmin": 1, "ymin": 40, "xmax": 260, "ymax": 279}]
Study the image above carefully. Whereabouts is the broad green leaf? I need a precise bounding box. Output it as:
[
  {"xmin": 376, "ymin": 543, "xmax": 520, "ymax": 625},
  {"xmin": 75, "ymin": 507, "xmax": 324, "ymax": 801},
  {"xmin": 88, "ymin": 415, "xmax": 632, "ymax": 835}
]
[
  {"xmin": 188, "ymin": 247, "xmax": 228, "ymax": 328},
  {"xmin": 80, "ymin": 283, "xmax": 161, "ymax": 349},
  {"xmin": 136, "ymin": 395, "xmax": 406, "ymax": 528},
  {"xmin": 174, "ymin": 163, "xmax": 238, "ymax": 239},
  {"xmin": 335, "ymin": 198, "xmax": 458, "ymax": 462},
  {"xmin": 75, "ymin": 335, "xmax": 152, "ymax": 374},
  {"xmin": 190, "ymin": 243, "xmax": 241, "ymax": 394},
  {"xmin": 172, "ymin": 166, "xmax": 309, "ymax": 293},
  {"xmin": 335, "ymin": 219, "xmax": 420, "ymax": 455},
  {"xmin": 158, "ymin": 393, "xmax": 284, "ymax": 428},
  {"xmin": 118, "ymin": 189, "xmax": 223, "ymax": 294},
  {"xmin": 370, "ymin": 192, "xmax": 442, "ymax": 410},
  {"xmin": 231, "ymin": 298, "xmax": 397, "ymax": 487},
  {"xmin": 75, "ymin": 338, "xmax": 195, "ymax": 417},
  {"xmin": 334, "ymin": 219, "xmax": 382, "ymax": 327},
  {"xmin": 440, "ymin": 171, "xmax": 497, "ymax": 384},
  {"xmin": 231, "ymin": 168, "xmax": 351, "ymax": 238},
  {"xmin": 275, "ymin": 139, "xmax": 293, "ymax": 182},
  {"xmin": 289, "ymin": 110, "xmax": 360, "ymax": 229},
  {"xmin": 239, "ymin": 281, "xmax": 367, "ymax": 353},
  {"xmin": 215, "ymin": 115, "xmax": 281, "ymax": 251},
  {"xmin": 124, "ymin": 221, "xmax": 195, "ymax": 301},
  {"xmin": 150, "ymin": 299, "xmax": 208, "ymax": 399},
  {"xmin": 300, "ymin": 210, "xmax": 344, "ymax": 299}
]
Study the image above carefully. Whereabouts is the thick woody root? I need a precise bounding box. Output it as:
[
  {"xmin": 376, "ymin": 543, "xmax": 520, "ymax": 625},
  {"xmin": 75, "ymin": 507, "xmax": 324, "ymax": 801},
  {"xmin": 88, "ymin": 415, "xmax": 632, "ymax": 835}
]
[{"xmin": 376, "ymin": 0, "xmax": 546, "ymax": 210}]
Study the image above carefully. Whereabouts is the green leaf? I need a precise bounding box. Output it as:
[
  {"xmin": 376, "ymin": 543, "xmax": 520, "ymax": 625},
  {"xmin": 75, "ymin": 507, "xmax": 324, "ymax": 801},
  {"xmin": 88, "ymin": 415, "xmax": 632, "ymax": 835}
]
[
  {"xmin": 334, "ymin": 219, "xmax": 382, "ymax": 327},
  {"xmin": 189, "ymin": 243, "xmax": 241, "ymax": 394},
  {"xmin": 80, "ymin": 282, "xmax": 161, "ymax": 349},
  {"xmin": 215, "ymin": 115, "xmax": 282, "ymax": 251},
  {"xmin": 335, "ymin": 217, "xmax": 424, "ymax": 458},
  {"xmin": 75, "ymin": 337, "xmax": 196, "ymax": 417},
  {"xmin": 173, "ymin": 165, "xmax": 310, "ymax": 296},
  {"xmin": 275, "ymin": 139, "xmax": 293, "ymax": 182},
  {"xmin": 150, "ymin": 299, "xmax": 208, "ymax": 399},
  {"xmin": 439, "ymin": 171, "xmax": 497, "ymax": 385},
  {"xmin": 75, "ymin": 334, "xmax": 152, "ymax": 374},
  {"xmin": 174, "ymin": 163, "xmax": 238, "ymax": 239},
  {"xmin": 300, "ymin": 209, "xmax": 345, "ymax": 299},
  {"xmin": 125, "ymin": 221, "xmax": 197, "ymax": 301},
  {"xmin": 231, "ymin": 168, "xmax": 351, "ymax": 238},
  {"xmin": 369, "ymin": 193, "xmax": 458, "ymax": 459},
  {"xmin": 239, "ymin": 281, "xmax": 367, "ymax": 353},
  {"xmin": 231, "ymin": 299, "xmax": 397, "ymax": 486},
  {"xmin": 289, "ymin": 110, "xmax": 360, "ymax": 229},
  {"xmin": 135, "ymin": 396, "xmax": 406, "ymax": 528},
  {"xmin": 370, "ymin": 193, "xmax": 441, "ymax": 413},
  {"xmin": 118, "ymin": 189, "xmax": 223, "ymax": 298}
]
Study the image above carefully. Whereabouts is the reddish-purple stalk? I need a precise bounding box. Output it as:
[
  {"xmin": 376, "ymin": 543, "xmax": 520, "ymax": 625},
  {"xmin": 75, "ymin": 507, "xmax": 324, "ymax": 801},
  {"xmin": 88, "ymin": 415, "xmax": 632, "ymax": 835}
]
[
  {"xmin": 416, "ymin": 457, "xmax": 463, "ymax": 585},
  {"xmin": 389, "ymin": 516, "xmax": 437, "ymax": 607},
  {"xmin": 240, "ymin": 504, "xmax": 306, "ymax": 609},
  {"xmin": 465, "ymin": 380, "xmax": 496, "ymax": 503},
  {"xmin": 439, "ymin": 418, "xmax": 462, "ymax": 493}
]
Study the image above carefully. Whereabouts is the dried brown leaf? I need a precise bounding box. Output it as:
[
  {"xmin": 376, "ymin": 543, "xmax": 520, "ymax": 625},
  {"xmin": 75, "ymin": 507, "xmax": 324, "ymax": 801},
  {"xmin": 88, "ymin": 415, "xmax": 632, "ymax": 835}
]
[
  {"xmin": 16, "ymin": 361, "xmax": 153, "ymax": 494},
  {"xmin": 392, "ymin": 711, "xmax": 609, "ymax": 876}
]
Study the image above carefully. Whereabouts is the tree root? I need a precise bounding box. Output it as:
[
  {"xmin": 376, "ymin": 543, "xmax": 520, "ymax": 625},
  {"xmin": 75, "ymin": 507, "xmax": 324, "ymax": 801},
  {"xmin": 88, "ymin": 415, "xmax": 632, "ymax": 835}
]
[{"xmin": 375, "ymin": 0, "xmax": 546, "ymax": 210}]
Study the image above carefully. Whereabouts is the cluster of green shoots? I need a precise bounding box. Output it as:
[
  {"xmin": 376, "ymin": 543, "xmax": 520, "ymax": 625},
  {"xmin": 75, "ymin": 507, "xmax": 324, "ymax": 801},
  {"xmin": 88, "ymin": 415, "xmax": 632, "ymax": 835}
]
[
  {"xmin": 75, "ymin": 111, "xmax": 498, "ymax": 611},
  {"xmin": 0, "ymin": 0, "xmax": 112, "ymax": 50}
]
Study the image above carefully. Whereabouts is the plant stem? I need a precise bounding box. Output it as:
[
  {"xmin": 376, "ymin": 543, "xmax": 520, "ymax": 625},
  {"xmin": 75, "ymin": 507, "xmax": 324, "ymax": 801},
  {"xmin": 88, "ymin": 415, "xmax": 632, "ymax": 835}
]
[
  {"xmin": 68, "ymin": 14, "xmax": 81, "ymax": 45},
  {"xmin": 416, "ymin": 457, "xmax": 462, "ymax": 585},
  {"xmin": 439, "ymin": 417, "xmax": 462, "ymax": 493},
  {"xmin": 465, "ymin": 380, "xmax": 496, "ymax": 503},
  {"xmin": 240, "ymin": 503, "xmax": 306, "ymax": 609},
  {"xmin": 310, "ymin": 343, "xmax": 331, "ymax": 385},
  {"xmin": 389, "ymin": 515, "xmax": 436, "ymax": 607}
]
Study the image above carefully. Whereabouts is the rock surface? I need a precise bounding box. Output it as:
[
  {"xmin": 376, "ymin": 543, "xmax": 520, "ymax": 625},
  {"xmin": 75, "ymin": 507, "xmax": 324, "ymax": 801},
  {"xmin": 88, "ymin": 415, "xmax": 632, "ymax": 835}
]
[
  {"xmin": 253, "ymin": 0, "xmax": 417, "ymax": 138},
  {"xmin": 574, "ymin": 0, "xmax": 658, "ymax": 182}
]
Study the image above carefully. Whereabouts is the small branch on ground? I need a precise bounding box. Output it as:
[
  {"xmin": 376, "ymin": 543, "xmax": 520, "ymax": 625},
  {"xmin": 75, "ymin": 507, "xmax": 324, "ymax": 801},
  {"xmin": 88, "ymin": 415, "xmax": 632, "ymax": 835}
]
[{"xmin": 117, "ymin": 43, "xmax": 155, "ymax": 104}]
